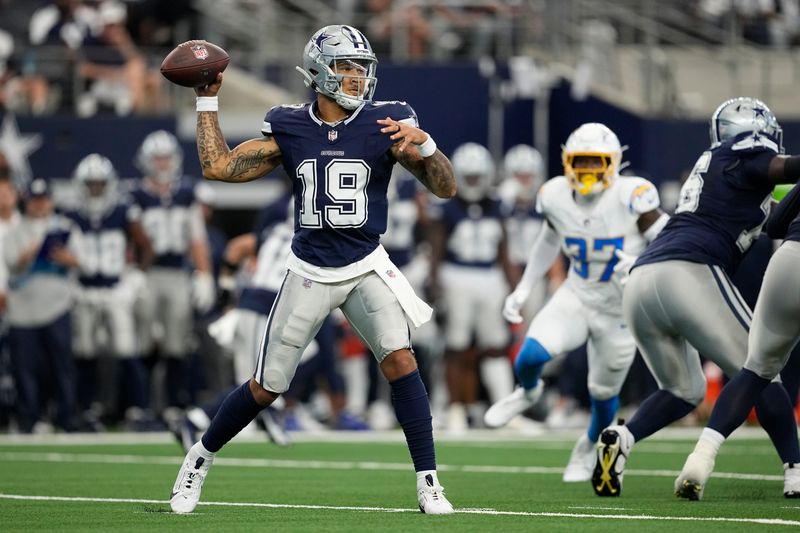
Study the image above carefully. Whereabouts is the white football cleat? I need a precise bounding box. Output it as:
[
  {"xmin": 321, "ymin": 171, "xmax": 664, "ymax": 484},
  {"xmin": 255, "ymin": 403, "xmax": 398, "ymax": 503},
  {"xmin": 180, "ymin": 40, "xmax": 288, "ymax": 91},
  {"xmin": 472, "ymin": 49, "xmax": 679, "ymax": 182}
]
[
  {"xmin": 484, "ymin": 382, "xmax": 543, "ymax": 429},
  {"xmin": 417, "ymin": 473, "xmax": 455, "ymax": 515},
  {"xmin": 592, "ymin": 422, "xmax": 633, "ymax": 497},
  {"xmin": 170, "ymin": 443, "xmax": 214, "ymax": 514},
  {"xmin": 674, "ymin": 436, "xmax": 720, "ymax": 501},
  {"xmin": 563, "ymin": 433, "xmax": 596, "ymax": 482},
  {"xmin": 674, "ymin": 450, "xmax": 715, "ymax": 501},
  {"xmin": 785, "ymin": 463, "xmax": 800, "ymax": 498}
]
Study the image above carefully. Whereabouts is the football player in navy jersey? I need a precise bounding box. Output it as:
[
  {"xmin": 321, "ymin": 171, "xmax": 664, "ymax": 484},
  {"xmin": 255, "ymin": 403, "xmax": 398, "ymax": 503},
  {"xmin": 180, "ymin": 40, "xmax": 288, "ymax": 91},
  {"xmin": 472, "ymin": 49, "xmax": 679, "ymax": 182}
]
[
  {"xmin": 67, "ymin": 154, "xmax": 153, "ymax": 430},
  {"xmin": 675, "ymin": 181, "xmax": 800, "ymax": 500},
  {"xmin": 131, "ymin": 131, "xmax": 215, "ymax": 415},
  {"xmin": 592, "ymin": 97, "xmax": 800, "ymax": 499},
  {"xmin": 429, "ymin": 143, "xmax": 518, "ymax": 431},
  {"xmin": 169, "ymin": 25, "xmax": 457, "ymax": 515}
]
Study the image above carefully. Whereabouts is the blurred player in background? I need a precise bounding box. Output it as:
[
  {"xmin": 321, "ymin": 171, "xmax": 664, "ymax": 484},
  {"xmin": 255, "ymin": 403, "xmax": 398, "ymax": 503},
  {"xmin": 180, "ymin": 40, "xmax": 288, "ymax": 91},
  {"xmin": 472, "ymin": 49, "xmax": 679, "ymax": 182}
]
[
  {"xmin": 675, "ymin": 186, "xmax": 800, "ymax": 500},
  {"xmin": 3, "ymin": 178, "xmax": 82, "ymax": 432},
  {"xmin": 131, "ymin": 130, "xmax": 215, "ymax": 414},
  {"xmin": 66, "ymin": 154, "xmax": 153, "ymax": 431},
  {"xmin": 484, "ymin": 123, "xmax": 668, "ymax": 482},
  {"xmin": 499, "ymin": 144, "xmax": 565, "ymax": 322},
  {"xmin": 595, "ymin": 97, "xmax": 800, "ymax": 498},
  {"xmin": 429, "ymin": 142, "xmax": 517, "ymax": 430},
  {"xmin": 169, "ymin": 24, "xmax": 457, "ymax": 515}
]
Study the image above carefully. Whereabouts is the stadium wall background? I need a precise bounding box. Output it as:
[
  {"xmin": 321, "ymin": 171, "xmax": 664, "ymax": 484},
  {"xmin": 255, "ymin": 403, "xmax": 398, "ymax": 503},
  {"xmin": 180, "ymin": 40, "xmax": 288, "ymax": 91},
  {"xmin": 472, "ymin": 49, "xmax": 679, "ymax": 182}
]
[{"xmin": 17, "ymin": 62, "xmax": 800, "ymax": 235}]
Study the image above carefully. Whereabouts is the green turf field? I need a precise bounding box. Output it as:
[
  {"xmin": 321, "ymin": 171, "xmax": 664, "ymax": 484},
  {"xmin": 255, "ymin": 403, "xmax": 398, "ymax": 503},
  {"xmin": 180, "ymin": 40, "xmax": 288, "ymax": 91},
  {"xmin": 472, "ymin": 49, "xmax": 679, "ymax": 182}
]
[{"xmin": 0, "ymin": 429, "xmax": 797, "ymax": 531}]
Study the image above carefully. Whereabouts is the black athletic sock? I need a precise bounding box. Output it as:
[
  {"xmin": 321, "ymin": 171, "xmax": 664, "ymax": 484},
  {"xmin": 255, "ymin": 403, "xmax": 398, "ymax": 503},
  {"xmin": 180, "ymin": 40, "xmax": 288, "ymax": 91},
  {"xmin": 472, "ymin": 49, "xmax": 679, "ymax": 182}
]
[
  {"xmin": 201, "ymin": 381, "xmax": 264, "ymax": 453},
  {"xmin": 627, "ymin": 389, "xmax": 695, "ymax": 442},
  {"xmin": 391, "ymin": 369, "xmax": 436, "ymax": 472}
]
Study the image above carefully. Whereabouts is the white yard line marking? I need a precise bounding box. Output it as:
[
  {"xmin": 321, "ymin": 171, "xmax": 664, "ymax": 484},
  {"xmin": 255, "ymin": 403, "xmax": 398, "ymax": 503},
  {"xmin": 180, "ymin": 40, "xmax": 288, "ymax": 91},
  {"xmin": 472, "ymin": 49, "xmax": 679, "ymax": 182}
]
[
  {"xmin": 0, "ymin": 451, "xmax": 784, "ymax": 481},
  {"xmin": 0, "ymin": 493, "xmax": 797, "ymax": 526}
]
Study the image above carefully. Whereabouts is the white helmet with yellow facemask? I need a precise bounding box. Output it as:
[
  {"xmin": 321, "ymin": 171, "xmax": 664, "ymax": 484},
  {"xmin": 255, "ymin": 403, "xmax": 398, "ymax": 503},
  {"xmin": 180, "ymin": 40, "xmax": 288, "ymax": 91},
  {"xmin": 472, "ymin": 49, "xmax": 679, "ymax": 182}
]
[{"xmin": 562, "ymin": 123, "xmax": 623, "ymax": 196}]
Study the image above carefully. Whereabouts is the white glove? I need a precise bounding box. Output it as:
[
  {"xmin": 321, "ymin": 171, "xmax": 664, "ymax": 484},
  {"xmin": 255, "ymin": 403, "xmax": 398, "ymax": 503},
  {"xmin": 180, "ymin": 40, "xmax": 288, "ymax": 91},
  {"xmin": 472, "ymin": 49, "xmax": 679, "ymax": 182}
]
[
  {"xmin": 192, "ymin": 270, "xmax": 216, "ymax": 314},
  {"xmin": 613, "ymin": 249, "xmax": 637, "ymax": 286},
  {"xmin": 207, "ymin": 309, "xmax": 240, "ymax": 350},
  {"xmin": 502, "ymin": 290, "xmax": 528, "ymax": 324}
]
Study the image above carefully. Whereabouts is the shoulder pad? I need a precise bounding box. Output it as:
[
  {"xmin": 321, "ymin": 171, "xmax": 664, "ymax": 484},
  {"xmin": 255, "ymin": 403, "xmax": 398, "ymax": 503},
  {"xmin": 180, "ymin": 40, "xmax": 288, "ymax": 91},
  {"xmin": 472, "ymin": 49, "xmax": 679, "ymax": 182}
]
[{"xmin": 622, "ymin": 177, "xmax": 660, "ymax": 214}]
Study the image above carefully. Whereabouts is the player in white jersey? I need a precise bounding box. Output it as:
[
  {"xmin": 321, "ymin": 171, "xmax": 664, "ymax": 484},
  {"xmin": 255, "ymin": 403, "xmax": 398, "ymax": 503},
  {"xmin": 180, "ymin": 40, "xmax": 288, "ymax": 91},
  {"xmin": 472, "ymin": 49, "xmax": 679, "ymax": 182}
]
[{"xmin": 484, "ymin": 123, "xmax": 669, "ymax": 482}]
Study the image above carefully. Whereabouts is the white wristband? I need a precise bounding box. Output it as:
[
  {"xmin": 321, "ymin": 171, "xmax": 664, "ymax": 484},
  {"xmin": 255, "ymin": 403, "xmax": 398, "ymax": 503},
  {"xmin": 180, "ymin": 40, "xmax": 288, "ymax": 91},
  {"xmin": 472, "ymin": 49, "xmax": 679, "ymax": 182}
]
[
  {"xmin": 417, "ymin": 135, "xmax": 437, "ymax": 158},
  {"xmin": 196, "ymin": 96, "xmax": 218, "ymax": 112}
]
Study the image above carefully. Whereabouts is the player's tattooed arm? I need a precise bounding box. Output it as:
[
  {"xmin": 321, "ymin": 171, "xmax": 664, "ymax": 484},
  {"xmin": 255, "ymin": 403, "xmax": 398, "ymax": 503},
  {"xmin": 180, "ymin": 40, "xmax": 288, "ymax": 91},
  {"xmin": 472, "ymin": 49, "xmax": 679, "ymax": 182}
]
[
  {"xmin": 379, "ymin": 118, "xmax": 456, "ymax": 198},
  {"xmin": 195, "ymin": 73, "xmax": 282, "ymax": 182},
  {"xmin": 196, "ymin": 113, "xmax": 282, "ymax": 182}
]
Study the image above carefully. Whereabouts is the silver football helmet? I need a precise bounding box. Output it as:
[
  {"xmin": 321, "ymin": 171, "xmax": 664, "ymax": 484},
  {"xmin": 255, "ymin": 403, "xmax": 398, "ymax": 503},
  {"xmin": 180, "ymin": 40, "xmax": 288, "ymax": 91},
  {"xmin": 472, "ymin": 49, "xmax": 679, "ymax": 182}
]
[
  {"xmin": 136, "ymin": 130, "xmax": 183, "ymax": 183},
  {"xmin": 710, "ymin": 97, "xmax": 783, "ymax": 152},
  {"xmin": 503, "ymin": 145, "xmax": 544, "ymax": 202},
  {"xmin": 452, "ymin": 142, "xmax": 495, "ymax": 203},
  {"xmin": 73, "ymin": 153, "xmax": 118, "ymax": 219},
  {"xmin": 296, "ymin": 25, "xmax": 378, "ymax": 111}
]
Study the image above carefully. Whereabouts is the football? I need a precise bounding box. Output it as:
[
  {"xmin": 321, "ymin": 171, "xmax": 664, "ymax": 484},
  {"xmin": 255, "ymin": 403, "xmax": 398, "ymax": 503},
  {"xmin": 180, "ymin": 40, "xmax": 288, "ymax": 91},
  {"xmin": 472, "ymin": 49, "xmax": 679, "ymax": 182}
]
[{"xmin": 160, "ymin": 40, "xmax": 230, "ymax": 88}]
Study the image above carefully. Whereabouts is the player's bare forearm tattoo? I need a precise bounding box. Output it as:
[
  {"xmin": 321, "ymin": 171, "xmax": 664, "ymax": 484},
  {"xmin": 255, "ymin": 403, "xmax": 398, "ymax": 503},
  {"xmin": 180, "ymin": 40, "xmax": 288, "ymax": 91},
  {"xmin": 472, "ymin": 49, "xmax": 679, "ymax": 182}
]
[
  {"xmin": 223, "ymin": 149, "xmax": 271, "ymax": 181},
  {"xmin": 197, "ymin": 111, "xmax": 229, "ymax": 170},
  {"xmin": 420, "ymin": 151, "xmax": 457, "ymax": 198},
  {"xmin": 397, "ymin": 149, "xmax": 457, "ymax": 198}
]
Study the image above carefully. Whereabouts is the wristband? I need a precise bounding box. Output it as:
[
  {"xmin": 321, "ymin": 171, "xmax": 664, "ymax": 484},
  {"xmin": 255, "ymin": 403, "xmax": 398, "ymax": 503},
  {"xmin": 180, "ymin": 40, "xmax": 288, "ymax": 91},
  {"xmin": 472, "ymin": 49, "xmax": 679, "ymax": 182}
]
[
  {"xmin": 196, "ymin": 96, "xmax": 218, "ymax": 112},
  {"xmin": 417, "ymin": 135, "xmax": 437, "ymax": 158}
]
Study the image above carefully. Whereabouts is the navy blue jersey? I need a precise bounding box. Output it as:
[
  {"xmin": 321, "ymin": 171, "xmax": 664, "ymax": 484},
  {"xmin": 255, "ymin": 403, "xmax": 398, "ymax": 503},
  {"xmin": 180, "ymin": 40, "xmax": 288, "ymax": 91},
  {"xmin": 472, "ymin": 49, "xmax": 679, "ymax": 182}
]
[
  {"xmin": 437, "ymin": 197, "xmax": 505, "ymax": 268},
  {"xmin": 130, "ymin": 180, "xmax": 199, "ymax": 268},
  {"xmin": 262, "ymin": 100, "xmax": 418, "ymax": 267},
  {"xmin": 66, "ymin": 204, "xmax": 131, "ymax": 287},
  {"xmin": 636, "ymin": 131, "xmax": 778, "ymax": 274},
  {"xmin": 381, "ymin": 171, "xmax": 420, "ymax": 268}
]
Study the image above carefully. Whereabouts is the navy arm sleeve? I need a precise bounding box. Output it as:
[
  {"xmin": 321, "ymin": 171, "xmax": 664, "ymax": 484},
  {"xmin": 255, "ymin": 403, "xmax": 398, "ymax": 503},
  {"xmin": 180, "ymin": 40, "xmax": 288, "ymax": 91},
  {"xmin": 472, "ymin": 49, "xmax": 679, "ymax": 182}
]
[{"xmin": 766, "ymin": 185, "xmax": 800, "ymax": 239}]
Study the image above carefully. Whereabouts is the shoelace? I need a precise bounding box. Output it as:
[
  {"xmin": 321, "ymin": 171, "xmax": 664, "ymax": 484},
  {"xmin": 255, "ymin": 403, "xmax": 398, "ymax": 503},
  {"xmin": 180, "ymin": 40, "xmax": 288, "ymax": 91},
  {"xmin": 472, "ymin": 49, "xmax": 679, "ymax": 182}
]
[{"xmin": 420, "ymin": 485, "xmax": 446, "ymax": 501}]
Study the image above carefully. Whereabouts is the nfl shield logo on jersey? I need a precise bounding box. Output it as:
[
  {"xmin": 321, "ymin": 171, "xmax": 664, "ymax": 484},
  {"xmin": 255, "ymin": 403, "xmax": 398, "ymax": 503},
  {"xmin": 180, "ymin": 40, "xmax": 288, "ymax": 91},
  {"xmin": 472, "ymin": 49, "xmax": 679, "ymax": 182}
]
[
  {"xmin": 303, "ymin": 278, "xmax": 313, "ymax": 289},
  {"xmin": 328, "ymin": 130, "xmax": 338, "ymax": 142},
  {"xmin": 191, "ymin": 44, "xmax": 209, "ymax": 60}
]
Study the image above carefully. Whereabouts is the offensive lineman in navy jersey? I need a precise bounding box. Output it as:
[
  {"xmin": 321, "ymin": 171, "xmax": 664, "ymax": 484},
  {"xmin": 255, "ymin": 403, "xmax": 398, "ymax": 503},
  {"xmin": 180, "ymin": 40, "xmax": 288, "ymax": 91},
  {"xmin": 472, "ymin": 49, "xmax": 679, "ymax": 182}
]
[
  {"xmin": 675, "ymin": 181, "xmax": 800, "ymax": 500},
  {"xmin": 592, "ymin": 97, "xmax": 800, "ymax": 499},
  {"xmin": 170, "ymin": 25, "xmax": 457, "ymax": 515}
]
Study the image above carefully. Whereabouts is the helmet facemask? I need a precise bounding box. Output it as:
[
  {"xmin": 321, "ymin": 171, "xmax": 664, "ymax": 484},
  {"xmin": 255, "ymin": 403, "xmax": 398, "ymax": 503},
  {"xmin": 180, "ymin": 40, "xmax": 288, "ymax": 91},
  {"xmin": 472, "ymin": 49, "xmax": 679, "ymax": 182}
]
[
  {"xmin": 297, "ymin": 25, "xmax": 378, "ymax": 111},
  {"xmin": 563, "ymin": 153, "xmax": 616, "ymax": 196}
]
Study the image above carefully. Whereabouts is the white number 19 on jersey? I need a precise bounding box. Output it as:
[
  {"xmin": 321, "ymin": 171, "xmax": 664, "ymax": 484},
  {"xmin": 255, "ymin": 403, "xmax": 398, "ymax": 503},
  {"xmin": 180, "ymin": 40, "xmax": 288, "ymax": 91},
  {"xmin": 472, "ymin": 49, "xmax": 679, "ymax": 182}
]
[{"xmin": 296, "ymin": 159, "xmax": 371, "ymax": 228}]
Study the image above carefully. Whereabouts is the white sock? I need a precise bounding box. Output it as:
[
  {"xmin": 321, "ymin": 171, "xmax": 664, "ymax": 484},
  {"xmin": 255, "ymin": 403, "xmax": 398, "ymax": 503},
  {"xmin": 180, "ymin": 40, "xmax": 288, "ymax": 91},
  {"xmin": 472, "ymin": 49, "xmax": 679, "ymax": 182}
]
[
  {"xmin": 696, "ymin": 427, "xmax": 725, "ymax": 457},
  {"xmin": 416, "ymin": 470, "xmax": 439, "ymax": 488},
  {"xmin": 192, "ymin": 440, "xmax": 215, "ymax": 460},
  {"xmin": 480, "ymin": 357, "xmax": 515, "ymax": 404}
]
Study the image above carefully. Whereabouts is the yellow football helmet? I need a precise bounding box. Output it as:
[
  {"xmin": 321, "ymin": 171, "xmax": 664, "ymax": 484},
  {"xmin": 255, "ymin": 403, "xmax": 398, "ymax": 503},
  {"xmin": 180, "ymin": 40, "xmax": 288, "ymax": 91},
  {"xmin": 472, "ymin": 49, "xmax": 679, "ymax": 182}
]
[{"xmin": 562, "ymin": 123, "xmax": 622, "ymax": 196}]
